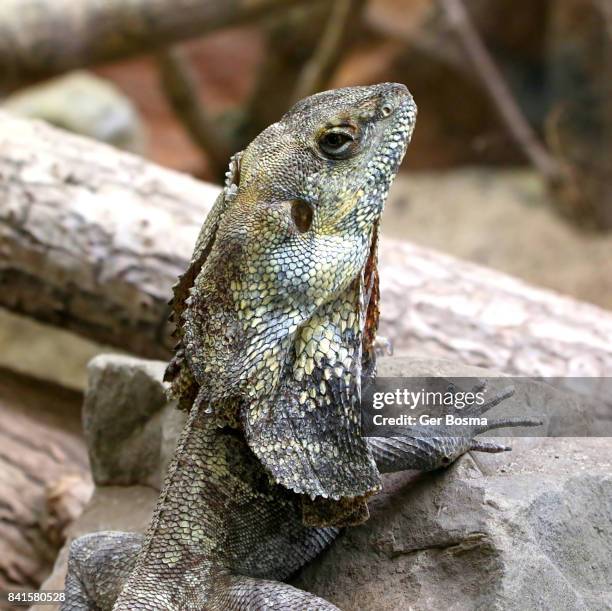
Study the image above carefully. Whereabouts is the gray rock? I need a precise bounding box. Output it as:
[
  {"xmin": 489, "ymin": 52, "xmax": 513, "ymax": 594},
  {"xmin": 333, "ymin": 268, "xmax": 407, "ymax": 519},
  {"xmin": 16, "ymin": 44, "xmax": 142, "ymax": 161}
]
[
  {"xmin": 46, "ymin": 354, "xmax": 610, "ymax": 610},
  {"xmin": 33, "ymin": 486, "xmax": 157, "ymax": 611},
  {"xmin": 294, "ymin": 438, "xmax": 612, "ymax": 610},
  {"xmin": 83, "ymin": 355, "xmax": 174, "ymax": 488},
  {"xmin": 2, "ymin": 71, "xmax": 146, "ymax": 153}
]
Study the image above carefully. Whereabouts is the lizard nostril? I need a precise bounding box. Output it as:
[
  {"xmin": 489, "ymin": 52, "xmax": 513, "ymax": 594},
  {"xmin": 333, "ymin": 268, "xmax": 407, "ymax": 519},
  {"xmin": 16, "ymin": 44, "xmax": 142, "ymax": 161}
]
[{"xmin": 381, "ymin": 104, "xmax": 393, "ymax": 117}]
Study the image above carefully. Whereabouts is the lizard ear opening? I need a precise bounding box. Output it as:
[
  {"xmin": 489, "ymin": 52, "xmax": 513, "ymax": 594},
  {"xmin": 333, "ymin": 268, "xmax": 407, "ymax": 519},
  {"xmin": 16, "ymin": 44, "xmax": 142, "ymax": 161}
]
[{"xmin": 291, "ymin": 200, "xmax": 313, "ymax": 233}]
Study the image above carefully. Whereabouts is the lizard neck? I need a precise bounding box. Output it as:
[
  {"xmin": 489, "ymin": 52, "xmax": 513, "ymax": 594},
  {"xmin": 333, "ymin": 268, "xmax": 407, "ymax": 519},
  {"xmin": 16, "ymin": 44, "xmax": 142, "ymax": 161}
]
[
  {"xmin": 148, "ymin": 403, "xmax": 226, "ymax": 551},
  {"xmin": 119, "ymin": 402, "xmax": 228, "ymax": 606}
]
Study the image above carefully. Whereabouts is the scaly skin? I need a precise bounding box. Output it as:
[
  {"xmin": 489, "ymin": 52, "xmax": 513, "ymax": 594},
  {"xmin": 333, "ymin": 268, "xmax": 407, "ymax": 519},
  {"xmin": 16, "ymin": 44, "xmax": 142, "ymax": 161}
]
[{"xmin": 62, "ymin": 84, "xmax": 539, "ymax": 610}]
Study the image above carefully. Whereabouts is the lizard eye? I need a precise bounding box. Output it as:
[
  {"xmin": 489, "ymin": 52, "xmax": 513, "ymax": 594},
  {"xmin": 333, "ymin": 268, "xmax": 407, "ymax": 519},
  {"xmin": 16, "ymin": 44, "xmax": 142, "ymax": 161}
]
[{"xmin": 318, "ymin": 128, "xmax": 357, "ymax": 159}]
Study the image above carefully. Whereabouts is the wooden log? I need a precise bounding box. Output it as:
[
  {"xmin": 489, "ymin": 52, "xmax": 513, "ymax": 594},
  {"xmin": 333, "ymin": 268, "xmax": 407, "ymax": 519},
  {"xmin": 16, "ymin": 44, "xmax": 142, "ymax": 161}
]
[
  {"xmin": 1, "ymin": 112, "xmax": 611, "ymax": 379},
  {"xmin": 0, "ymin": 111, "xmax": 217, "ymax": 359},
  {"xmin": 0, "ymin": 366, "xmax": 90, "ymax": 598},
  {"xmin": 0, "ymin": 0, "xmax": 310, "ymax": 90}
]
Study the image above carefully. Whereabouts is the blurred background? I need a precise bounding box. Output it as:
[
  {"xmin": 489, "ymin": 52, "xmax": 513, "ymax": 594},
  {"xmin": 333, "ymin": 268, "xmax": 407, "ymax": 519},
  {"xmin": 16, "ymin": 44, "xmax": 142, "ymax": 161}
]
[
  {"xmin": 2, "ymin": 0, "xmax": 611, "ymax": 389},
  {"xmin": 0, "ymin": 0, "xmax": 611, "ymax": 601}
]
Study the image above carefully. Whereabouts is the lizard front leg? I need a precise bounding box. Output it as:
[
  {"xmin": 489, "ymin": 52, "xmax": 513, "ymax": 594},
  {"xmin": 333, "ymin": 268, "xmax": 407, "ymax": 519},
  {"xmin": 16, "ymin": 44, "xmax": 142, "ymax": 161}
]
[
  {"xmin": 367, "ymin": 386, "xmax": 543, "ymax": 474},
  {"xmin": 62, "ymin": 531, "xmax": 142, "ymax": 610}
]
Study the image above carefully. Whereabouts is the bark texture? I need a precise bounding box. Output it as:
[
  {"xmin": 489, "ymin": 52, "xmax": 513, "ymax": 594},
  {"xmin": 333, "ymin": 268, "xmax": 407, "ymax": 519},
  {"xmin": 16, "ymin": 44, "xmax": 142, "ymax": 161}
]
[
  {"xmin": 0, "ymin": 111, "xmax": 218, "ymax": 358},
  {"xmin": 0, "ymin": 0, "xmax": 309, "ymax": 90},
  {"xmin": 1, "ymin": 112, "xmax": 611, "ymax": 379},
  {"xmin": 0, "ymin": 367, "xmax": 90, "ymax": 599}
]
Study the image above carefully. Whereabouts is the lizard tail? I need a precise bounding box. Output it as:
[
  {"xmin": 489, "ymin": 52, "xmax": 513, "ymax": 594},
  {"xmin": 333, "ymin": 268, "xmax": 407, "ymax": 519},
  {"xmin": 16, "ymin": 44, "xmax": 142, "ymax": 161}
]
[{"xmin": 211, "ymin": 574, "xmax": 341, "ymax": 610}]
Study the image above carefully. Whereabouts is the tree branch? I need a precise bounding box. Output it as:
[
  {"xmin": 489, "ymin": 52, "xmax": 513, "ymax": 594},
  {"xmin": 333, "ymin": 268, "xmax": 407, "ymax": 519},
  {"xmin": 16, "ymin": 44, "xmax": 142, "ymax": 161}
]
[
  {"xmin": 241, "ymin": 4, "xmax": 333, "ymax": 141},
  {"xmin": 440, "ymin": 0, "xmax": 563, "ymax": 182},
  {"xmin": 1, "ymin": 112, "xmax": 611, "ymax": 380},
  {"xmin": 290, "ymin": 0, "xmax": 364, "ymax": 103},
  {"xmin": 155, "ymin": 46, "xmax": 231, "ymax": 178},
  {"xmin": 0, "ymin": 0, "xmax": 312, "ymax": 90}
]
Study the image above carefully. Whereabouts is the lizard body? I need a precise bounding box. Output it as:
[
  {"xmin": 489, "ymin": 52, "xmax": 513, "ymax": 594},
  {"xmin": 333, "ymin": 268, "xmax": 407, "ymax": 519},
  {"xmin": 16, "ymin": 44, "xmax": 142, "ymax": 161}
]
[{"xmin": 62, "ymin": 84, "xmax": 537, "ymax": 610}]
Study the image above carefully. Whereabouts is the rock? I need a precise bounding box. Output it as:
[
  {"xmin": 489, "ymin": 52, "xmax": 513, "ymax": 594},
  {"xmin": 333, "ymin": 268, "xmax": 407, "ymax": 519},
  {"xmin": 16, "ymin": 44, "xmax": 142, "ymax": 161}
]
[
  {"xmin": 40, "ymin": 474, "xmax": 94, "ymax": 547},
  {"xmin": 83, "ymin": 355, "xmax": 175, "ymax": 488},
  {"xmin": 2, "ymin": 71, "xmax": 145, "ymax": 153},
  {"xmin": 33, "ymin": 486, "xmax": 157, "ymax": 611},
  {"xmin": 294, "ymin": 437, "xmax": 612, "ymax": 610},
  {"xmin": 33, "ymin": 353, "xmax": 170, "ymax": 611},
  {"xmin": 42, "ymin": 354, "xmax": 610, "ymax": 609}
]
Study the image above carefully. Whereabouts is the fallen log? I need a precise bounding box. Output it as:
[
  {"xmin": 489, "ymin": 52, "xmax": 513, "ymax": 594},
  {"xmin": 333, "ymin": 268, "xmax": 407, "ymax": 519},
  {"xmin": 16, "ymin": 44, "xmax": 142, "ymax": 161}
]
[
  {"xmin": 1, "ymin": 112, "xmax": 611, "ymax": 379},
  {"xmin": 0, "ymin": 366, "xmax": 91, "ymax": 598},
  {"xmin": 0, "ymin": 0, "xmax": 310, "ymax": 90}
]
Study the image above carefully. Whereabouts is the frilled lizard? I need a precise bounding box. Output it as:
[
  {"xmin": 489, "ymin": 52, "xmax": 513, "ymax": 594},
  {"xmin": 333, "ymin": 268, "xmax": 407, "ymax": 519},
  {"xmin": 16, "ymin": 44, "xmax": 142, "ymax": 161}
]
[{"xmin": 62, "ymin": 83, "xmax": 538, "ymax": 610}]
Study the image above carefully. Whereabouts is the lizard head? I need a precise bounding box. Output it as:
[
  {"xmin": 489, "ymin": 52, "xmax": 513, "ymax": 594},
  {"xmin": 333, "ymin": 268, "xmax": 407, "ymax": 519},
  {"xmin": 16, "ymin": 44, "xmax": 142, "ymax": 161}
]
[{"xmin": 238, "ymin": 82, "xmax": 416, "ymax": 243}]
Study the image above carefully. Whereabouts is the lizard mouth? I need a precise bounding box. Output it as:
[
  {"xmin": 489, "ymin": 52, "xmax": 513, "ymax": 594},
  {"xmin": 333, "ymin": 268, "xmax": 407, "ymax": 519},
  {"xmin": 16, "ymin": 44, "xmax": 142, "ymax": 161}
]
[{"xmin": 345, "ymin": 88, "xmax": 416, "ymax": 226}]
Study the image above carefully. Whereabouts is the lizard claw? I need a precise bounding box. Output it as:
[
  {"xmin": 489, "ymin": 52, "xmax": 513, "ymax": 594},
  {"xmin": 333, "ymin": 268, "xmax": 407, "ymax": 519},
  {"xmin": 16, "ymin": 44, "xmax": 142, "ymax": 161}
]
[
  {"xmin": 473, "ymin": 416, "xmax": 544, "ymax": 435},
  {"xmin": 424, "ymin": 383, "xmax": 543, "ymax": 463},
  {"xmin": 469, "ymin": 416, "xmax": 543, "ymax": 455}
]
